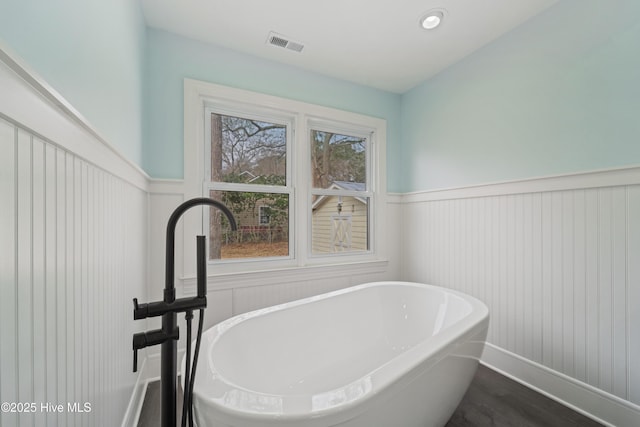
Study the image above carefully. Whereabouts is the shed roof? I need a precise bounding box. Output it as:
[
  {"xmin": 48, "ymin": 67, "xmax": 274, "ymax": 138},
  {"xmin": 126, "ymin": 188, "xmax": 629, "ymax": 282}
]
[{"xmin": 312, "ymin": 181, "xmax": 366, "ymax": 210}]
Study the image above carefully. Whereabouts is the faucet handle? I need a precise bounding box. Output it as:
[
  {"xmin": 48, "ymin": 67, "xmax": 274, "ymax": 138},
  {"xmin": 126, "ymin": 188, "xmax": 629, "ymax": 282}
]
[
  {"xmin": 132, "ymin": 332, "xmax": 146, "ymax": 373},
  {"xmin": 133, "ymin": 298, "xmax": 149, "ymax": 320}
]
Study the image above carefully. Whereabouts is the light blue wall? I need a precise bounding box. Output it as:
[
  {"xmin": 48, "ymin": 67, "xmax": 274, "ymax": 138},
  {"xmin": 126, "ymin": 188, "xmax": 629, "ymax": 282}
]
[
  {"xmin": 401, "ymin": 0, "xmax": 640, "ymax": 192},
  {"xmin": 5, "ymin": 1, "xmax": 637, "ymax": 193},
  {"xmin": 144, "ymin": 29, "xmax": 403, "ymax": 191},
  {"xmin": 0, "ymin": 0, "xmax": 146, "ymax": 167}
]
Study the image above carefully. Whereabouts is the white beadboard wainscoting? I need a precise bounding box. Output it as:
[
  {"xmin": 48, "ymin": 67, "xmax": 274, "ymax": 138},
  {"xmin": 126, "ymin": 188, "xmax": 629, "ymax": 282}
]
[
  {"xmin": 399, "ymin": 169, "xmax": 640, "ymax": 426},
  {"xmin": 0, "ymin": 52, "xmax": 149, "ymax": 426}
]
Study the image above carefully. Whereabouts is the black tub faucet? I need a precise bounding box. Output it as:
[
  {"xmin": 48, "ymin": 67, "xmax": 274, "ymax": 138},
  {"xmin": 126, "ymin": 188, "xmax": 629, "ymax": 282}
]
[{"xmin": 131, "ymin": 197, "xmax": 237, "ymax": 427}]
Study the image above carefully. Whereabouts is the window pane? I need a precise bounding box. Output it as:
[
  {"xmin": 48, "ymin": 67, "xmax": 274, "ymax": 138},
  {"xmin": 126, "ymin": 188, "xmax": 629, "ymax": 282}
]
[
  {"xmin": 209, "ymin": 190, "xmax": 289, "ymax": 260},
  {"xmin": 310, "ymin": 130, "xmax": 366, "ymax": 190},
  {"xmin": 211, "ymin": 113, "xmax": 286, "ymax": 185},
  {"xmin": 311, "ymin": 196, "xmax": 369, "ymax": 254}
]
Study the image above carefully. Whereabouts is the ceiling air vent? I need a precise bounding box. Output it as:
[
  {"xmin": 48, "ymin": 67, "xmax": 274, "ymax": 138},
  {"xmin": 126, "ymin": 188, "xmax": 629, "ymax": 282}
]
[{"xmin": 267, "ymin": 32, "xmax": 304, "ymax": 53}]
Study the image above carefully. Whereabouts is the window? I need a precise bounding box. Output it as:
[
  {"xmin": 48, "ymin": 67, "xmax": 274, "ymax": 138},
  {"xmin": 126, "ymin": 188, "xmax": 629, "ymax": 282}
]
[
  {"xmin": 184, "ymin": 79, "xmax": 387, "ymax": 271},
  {"xmin": 204, "ymin": 111, "xmax": 291, "ymax": 261},
  {"xmin": 309, "ymin": 128, "xmax": 371, "ymax": 255},
  {"xmin": 259, "ymin": 206, "xmax": 271, "ymax": 225}
]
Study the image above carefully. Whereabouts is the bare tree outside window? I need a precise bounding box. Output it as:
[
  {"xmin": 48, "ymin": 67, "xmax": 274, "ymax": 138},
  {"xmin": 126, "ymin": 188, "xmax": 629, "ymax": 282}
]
[
  {"xmin": 208, "ymin": 113, "xmax": 289, "ymax": 260},
  {"xmin": 311, "ymin": 131, "xmax": 366, "ymax": 190},
  {"xmin": 210, "ymin": 114, "xmax": 223, "ymax": 259}
]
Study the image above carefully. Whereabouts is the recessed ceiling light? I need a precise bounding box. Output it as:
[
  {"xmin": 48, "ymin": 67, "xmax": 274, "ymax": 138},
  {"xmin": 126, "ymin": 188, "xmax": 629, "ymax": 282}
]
[{"xmin": 420, "ymin": 9, "xmax": 445, "ymax": 30}]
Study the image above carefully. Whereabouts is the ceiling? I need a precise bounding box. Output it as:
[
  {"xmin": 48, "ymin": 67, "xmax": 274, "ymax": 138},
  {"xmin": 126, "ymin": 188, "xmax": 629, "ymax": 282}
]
[{"xmin": 140, "ymin": 0, "xmax": 559, "ymax": 94}]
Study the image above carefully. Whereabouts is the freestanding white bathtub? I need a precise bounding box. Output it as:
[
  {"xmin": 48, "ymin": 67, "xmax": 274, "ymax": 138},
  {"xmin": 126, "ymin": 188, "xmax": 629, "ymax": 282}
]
[{"xmin": 183, "ymin": 281, "xmax": 489, "ymax": 427}]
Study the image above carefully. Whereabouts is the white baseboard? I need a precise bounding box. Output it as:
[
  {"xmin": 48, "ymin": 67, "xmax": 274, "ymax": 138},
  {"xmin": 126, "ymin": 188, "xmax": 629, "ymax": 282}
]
[{"xmin": 481, "ymin": 343, "xmax": 640, "ymax": 427}]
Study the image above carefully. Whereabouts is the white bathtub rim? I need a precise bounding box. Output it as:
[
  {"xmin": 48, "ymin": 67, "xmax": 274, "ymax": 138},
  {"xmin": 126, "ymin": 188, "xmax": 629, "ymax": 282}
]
[
  {"xmin": 187, "ymin": 281, "xmax": 489, "ymax": 424},
  {"xmin": 209, "ymin": 281, "xmax": 487, "ymax": 339}
]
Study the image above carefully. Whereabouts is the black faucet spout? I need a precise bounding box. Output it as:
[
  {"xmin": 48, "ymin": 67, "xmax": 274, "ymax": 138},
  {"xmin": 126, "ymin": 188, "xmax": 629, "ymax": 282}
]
[{"xmin": 165, "ymin": 198, "xmax": 237, "ymax": 302}]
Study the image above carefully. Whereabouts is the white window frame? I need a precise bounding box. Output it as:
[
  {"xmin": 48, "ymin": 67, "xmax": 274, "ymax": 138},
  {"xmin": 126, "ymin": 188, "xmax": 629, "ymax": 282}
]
[
  {"xmin": 183, "ymin": 78, "xmax": 387, "ymax": 275},
  {"xmin": 307, "ymin": 119, "xmax": 375, "ymax": 258},
  {"xmin": 202, "ymin": 103, "xmax": 295, "ymax": 265}
]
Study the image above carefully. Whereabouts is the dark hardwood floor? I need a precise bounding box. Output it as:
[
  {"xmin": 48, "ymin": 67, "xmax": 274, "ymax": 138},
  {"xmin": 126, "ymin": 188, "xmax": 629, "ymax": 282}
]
[
  {"xmin": 446, "ymin": 365, "xmax": 602, "ymax": 427},
  {"xmin": 138, "ymin": 365, "xmax": 602, "ymax": 426}
]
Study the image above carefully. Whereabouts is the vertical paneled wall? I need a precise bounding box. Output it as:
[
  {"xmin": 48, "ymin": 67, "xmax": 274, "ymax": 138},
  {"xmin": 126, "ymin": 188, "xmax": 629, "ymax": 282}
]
[
  {"xmin": 401, "ymin": 179, "xmax": 640, "ymax": 418},
  {"xmin": 0, "ymin": 117, "xmax": 147, "ymax": 427}
]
